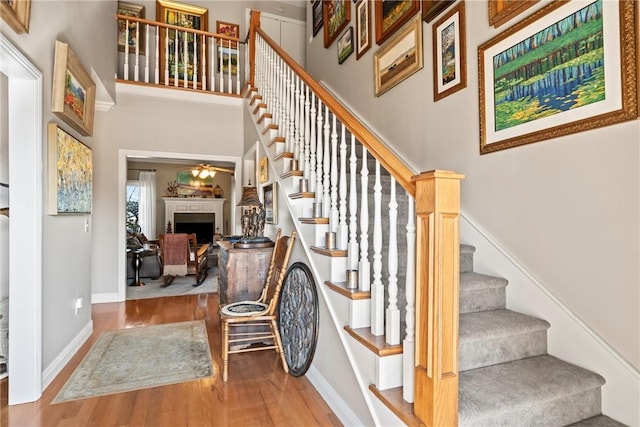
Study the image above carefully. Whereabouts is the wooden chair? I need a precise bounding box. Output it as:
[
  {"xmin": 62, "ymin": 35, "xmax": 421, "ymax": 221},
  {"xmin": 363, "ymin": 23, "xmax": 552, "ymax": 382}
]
[
  {"xmin": 219, "ymin": 229, "xmax": 297, "ymax": 382},
  {"xmin": 158, "ymin": 233, "xmax": 209, "ymax": 287}
]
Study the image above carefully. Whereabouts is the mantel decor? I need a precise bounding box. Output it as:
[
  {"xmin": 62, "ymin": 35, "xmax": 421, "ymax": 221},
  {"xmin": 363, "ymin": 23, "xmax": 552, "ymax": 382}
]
[
  {"xmin": 47, "ymin": 123, "xmax": 92, "ymax": 215},
  {"xmin": 0, "ymin": 0, "xmax": 31, "ymax": 33},
  {"xmin": 323, "ymin": 0, "xmax": 350, "ymax": 48},
  {"xmin": 478, "ymin": 0, "xmax": 638, "ymax": 154},
  {"xmin": 51, "ymin": 40, "xmax": 96, "ymax": 137}
]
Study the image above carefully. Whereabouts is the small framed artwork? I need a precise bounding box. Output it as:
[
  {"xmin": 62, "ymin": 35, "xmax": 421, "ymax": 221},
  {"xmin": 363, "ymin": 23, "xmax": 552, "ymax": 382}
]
[
  {"xmin": 432, "ymin": 1, "xmax": 466, "ymax": 102},
  {"xmin": 355, "ymin": 0, "xmax": 371, "ymax": 59},
  {"xmin": 0, "ymin": 0, "xmax": 31, "ymax": 33},
  {"xmin": 263, "ymin": 182, "xmax": 277, "ymax": 224},
  {"xmin": 374, "ymin": 13, "xmax": 423, "ymax": 97},
  {"xmin": 51, "ymin": 40, "xmax": 96, "ymax": 137},
  {"xmin": 479, "ymin": 0, "xmax": 638, "ymax": 154},
  {"xmin": 312, "ymin": 0, "xmax": 323, "ymax": 37},
  {"xmin": 117, "ymin": 1, "xmax": 146, "ymax": 54},
  {"xmin": 157, "ymin": 0, "xmax": 209, "ymax": 87},
  {"xmin": 489, "ymin": 0, "xmax": 539, "ymax": 28},
  {"xmin": 47, "ymin": 123, "xmax": 93, "ymax": 215},
  {"xmin": 258, "ymin": 157, "xmax": 268, "ymax": 183},
  {"xmin": 323, "ymin": 0, "xmax": 351, "ymax": 48},
  {"xmin": 422, "ymin": 0, "xmax": 454, "ymax": 23},
  {"xmin": 217, "ymin": 46, "xmax": 238, "ymax": 75},
  {"xmin": 216, "ymin": 20, "xmax": 240, "ymax": 47},
  {"xmin": 375, "ymin": 0, "xmax": 419, "ymax": 45},
  {"xmin": 337, "ymin": 27, "xmax": 354, "ymax": 64}
]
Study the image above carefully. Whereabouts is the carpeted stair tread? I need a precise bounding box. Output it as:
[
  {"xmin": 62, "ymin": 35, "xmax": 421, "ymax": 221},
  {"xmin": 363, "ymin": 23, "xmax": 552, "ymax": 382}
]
[
  {"xmin": 460, "ymin": 272, "xmax": 508, "ymax": 313},
  {"xmin": 460, "ymin": 272, "xmax": 508, "ymax": 291},
  {"xmin": 460, "ymin": 244, "xmax": 476, "ymax": 273},
  {"xmin": 566, "ymin": 415, "xmax": 627, "ymax": 426},
  {"xmin": 460, "ymin": 244, "xmax": 476, "ymax": 255},
  {"xmin": 459, "ymin": 354, "xmax": 606, "ymax": 426},
  {"xmin": 459, "ymin": 309, "xmax": 550, "ymax": 371}
]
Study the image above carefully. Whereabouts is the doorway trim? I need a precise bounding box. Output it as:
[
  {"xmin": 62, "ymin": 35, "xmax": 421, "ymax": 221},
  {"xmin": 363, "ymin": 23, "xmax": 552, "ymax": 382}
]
[
  {"xmin": 0, "ymin": 34, "xmax": 44, "ymax": 404},
  {"xmin": 117, "ymin": 149, "xmax": 242, "ymax": 301}
]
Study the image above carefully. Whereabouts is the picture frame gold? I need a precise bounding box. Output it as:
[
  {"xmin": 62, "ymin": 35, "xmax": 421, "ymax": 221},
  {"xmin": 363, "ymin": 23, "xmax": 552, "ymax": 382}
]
[
  {"xmin": 216, "ymin": 20, "xmax": 240, "ymax": 48},
  {"xmin": 51, "ymin": 40, "xmax": 96, "ymax": 137},
  {"xmin": 117, "ymin": 1, "xmax": 146, "ymax": 54},
  {"xmin": 375, "ymin": 0, "xmax": 419, "ymax": 45},
  {"xmin": 323, "ymin": 0, "xmax": 350, "ymax": 48},
  {"xmin": 258, "ymin": 157, "xmax": 268, "ymax": 183},
  {"xmin": 0, "ymin": 0, "xmax": 31, "ymax": 34},
  {"xmin": 47, "ymin": 123, "xmax": 93, "ymax": 215},
  {"xmin": 422, "ymin": 0, "xmax": 454, "ymax": 23},
  {"xmin": 355, "ymin": 0, "xmax": 371, "ymax": 59},
  {"xmin": 263, "ymin": 182, "xmax": 277, "ymax": 224},
  {"xmin": 479, "ymin": 0, "xmax": 638, "ymax": 154},
  {"xmin": 156, "ymin": 0, "xmax": 209, "ymax": 88},
  {"xmin": 488, "ymin": 0, "xmax": 539, "ymax": 28},
  {"xmin": 374, "ymin": 13, "xmax": 423, "ymax": 97},
  {"xmin": 432, "ymin": 1, "xmax": 466, "ymax": 101}
]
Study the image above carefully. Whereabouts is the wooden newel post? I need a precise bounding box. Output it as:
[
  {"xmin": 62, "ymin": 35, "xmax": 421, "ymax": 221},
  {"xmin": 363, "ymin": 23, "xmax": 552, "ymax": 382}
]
[
  {"xmin": 411, "ymin": 170, "xmax": 464, "ymax": 427},
  {"xmin": 248, "ymin": 9, "xmax": 261, "ymax": 88}
]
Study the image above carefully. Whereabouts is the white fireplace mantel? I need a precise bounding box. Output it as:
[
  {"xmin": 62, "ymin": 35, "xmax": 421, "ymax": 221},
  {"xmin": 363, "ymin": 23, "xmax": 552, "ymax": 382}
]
[{"xmin": 162, "ymin": 197, "xmax": 225, "ymax": 234}]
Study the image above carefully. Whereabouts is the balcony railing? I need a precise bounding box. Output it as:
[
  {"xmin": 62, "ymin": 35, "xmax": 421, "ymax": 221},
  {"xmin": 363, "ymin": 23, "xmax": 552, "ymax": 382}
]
[{"xmin": 115, "ymin": 13, "xmax": 246, "ymax": 96}]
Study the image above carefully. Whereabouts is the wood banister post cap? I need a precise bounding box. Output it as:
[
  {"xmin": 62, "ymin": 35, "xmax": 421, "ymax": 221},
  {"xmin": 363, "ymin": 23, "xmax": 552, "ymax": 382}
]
[{"xmin": 411, "ymin": 169, "xmax": 465, "ymax": 182}]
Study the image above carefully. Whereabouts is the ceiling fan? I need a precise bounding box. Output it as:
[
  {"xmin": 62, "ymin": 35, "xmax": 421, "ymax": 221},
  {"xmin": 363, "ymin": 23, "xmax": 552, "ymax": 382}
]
[{"xmin": 189, "ymin": 164, "xmax": 234, "ymax": 179}]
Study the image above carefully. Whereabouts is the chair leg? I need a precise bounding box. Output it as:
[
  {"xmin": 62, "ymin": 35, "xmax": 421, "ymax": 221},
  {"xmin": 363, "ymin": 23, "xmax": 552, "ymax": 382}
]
[
  {"xmin": 271, "ymin": 319, "xmax": 289, "ymax": 374},
  {"xmin": 222, "ymin": 320, "xmax": 229, "ymax": 382},
  {"xmin": 162, "ymin": 275, "xmax": 175, "ymax": 287}
]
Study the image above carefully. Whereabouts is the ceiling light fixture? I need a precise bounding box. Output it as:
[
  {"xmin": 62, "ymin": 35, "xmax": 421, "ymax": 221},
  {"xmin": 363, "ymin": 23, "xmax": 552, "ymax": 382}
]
[{"xmin": 189, "ymin": 164, "xmax": 234, "ymax": 179}]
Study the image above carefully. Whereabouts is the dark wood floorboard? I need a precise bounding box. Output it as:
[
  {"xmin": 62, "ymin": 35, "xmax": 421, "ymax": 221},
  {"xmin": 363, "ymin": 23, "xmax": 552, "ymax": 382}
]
[{"xmin": 0, "ymin": 293, "xmax": 342, "ymax": 427}]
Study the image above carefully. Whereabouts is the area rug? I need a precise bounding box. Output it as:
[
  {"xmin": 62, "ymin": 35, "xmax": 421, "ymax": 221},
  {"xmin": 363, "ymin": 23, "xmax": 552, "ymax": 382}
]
[
  {"xmin": 51, "ymin": 320, "xmax": 213, "ymax": 404},
  {"xmin": 126, "ymin": 267, "xmax": 218, "ymax": 300}
]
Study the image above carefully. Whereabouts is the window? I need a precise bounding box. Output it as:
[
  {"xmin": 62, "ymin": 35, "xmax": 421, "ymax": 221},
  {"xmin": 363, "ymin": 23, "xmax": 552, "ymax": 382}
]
[{"xmin": 126, "ymin": 180, "xmax": 140, "ymax": 233}]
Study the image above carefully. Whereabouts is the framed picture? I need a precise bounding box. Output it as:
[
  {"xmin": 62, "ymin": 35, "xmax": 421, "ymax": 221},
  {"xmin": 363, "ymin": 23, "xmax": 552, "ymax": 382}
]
[
  {"xmin": 479, "ymin": 0, "xmax": 638, "ymax": 154},
  {"xmin": 175, "ymin": 171, "xmax": 213, "ymax": 197},
  {"xmin": 47, "ymin": 123, "xmax": 92, "ymax": 215},
  {"xmin": 217, "ymin": 47, "xmax": 238, "ymax": 75},
  {"xmin": 422, "ymin": 0, "xmax": 454, "ymax": 23},
  {"xmin": 117, "ymin": 1, "xmax": 146, "ymax": 54},
  {"xmin": 156, "ymin": 0, "xmax": 209, "ymax": 87},
  {"xmin": 323, "ymin": 0, "xmax": 351, "ymax": 48},
  {"xmin": 258, "ymin": 157, "xmax": 268, "ymax": 183},
  {"xmin": 312, "ymin": 0, "xmax": 323, "ymax": 37},
  {"xmin": 216, "ymin": 20, "xmax": 240, "ymax": 48},
  {"xmin": 337, "ymin": 27, "xmax": 354, "ymax": 64},
  {"xmin": 263, "ymin": 182, "xmax": 277, "ymax": 224},
  {"xmin": 432, "ymin": 1, "xmax": 466, "ymax": 101},
  {"xmin": 489, "ymin": 0, "xmax": 539, "ymax": 28},
  {"xmin": 51, "ymin": 40, "xmax": 96, "ymax": 137},
  {"xmin": 355, "ymin": 0, "xmax": 371, "ymax": 59},
  {"xmin": 374, "ymin": 13, "xmax": 423, "ymax": 97},
  {"xmin": 0, "ymin": 0, "xmax": 30, "ymax": 33},
  {"xmin": 375, "ymin": 0, "xmax": 419, "ymax": 45}
]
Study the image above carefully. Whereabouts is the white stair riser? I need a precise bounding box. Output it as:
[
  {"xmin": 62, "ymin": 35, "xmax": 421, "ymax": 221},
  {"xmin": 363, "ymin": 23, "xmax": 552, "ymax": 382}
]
[
  {"xmin": 312, "ymin": 253, "xmax": 347, "ymax": 282},
  {"xmin": 376, "ymin": 353, "xmax": 403, "ymax": 390},
  {"xmin": 350, "ymin": 299, "xmax": 371, "ymax": 329},
  {"xmin": 297, "ymin": 222, "xmax": 330, "ymax": 248}
]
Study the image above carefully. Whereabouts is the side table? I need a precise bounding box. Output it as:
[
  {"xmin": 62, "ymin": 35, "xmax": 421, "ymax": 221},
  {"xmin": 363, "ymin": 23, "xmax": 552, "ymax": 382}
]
[{"xmin": 129, "ymin": 248, "xmax": 152, "ymax": 286}]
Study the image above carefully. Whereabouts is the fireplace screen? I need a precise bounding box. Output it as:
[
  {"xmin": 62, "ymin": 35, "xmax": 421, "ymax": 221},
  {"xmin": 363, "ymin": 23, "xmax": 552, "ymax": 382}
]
[{"xmin": 174, "ymin": 212, "xmax": 214, "ymax": 245}]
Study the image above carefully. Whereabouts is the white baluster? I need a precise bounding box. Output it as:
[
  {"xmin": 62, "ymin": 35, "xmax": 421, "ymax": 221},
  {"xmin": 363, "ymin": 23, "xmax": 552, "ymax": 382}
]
[
  {"xmin": 201, "ymin": 35, "xmax": 206, "ymax": 91},
  {"xmin": 209, "ymin": 38, "xmax": 214, "ymax": 91},
  {"xmin": 275, "ymin": 55, "xmax": 282, "ymax": 132},
  {"xmin": 322, "ymin": 105, "xmax": 330, "ymax": 217},
  {"xmin": 386, "ymin": 177, "xmax": 400, "ymax": 345},
  {"xmin": 173, "ymin": 30, "xmax": 179, "ymax": 87},
  {"xmin": 218, "ymin": 38, "xmax": 224, "ymax": 92},
  {"xmin": 371, "ymin": 160, "xmax": 384, "ymax": 336},
  {"xmin": 359, "ymin": 147, "xmax": 370, "ymax": 291},
  {"xmin": 297, "ymin": 76, "xmax": 305, "ymax": 175},
  {"xmin": 227, "ymin": 40, "xmax": 232, "ymax": 94},
  {"xmin": 134, "ymin": 20, "xmax": 139, "ymax": 81},
  {"xmin": 283, "ymin": 67, "xmax": 292, "ymax": 154},
  {"xmin": 155, "ymin": 25, "xmax": 160, "ymax": 84},
  {"xmin": 288, "ymin": 68, "xmax": 296, "ymax": 156},
  {"xmin": 315, "ymin": 102, "xmax": 324, "ymax": 206},
  {"xmin": 144, "ymin": 24, "xmax": 150, "ymax": 83},
  {"xmin": 236, "ymin": 44, "xmax": 241, "ymax": 94},
  {"xmin": 124, "ymin": 19, "xmax": 130, "ymax": 80},
  {"xmin": 348, "ymin": 135, "xmax": 358, "ymax": 271},
  {"xmin": 193, "ymin": 33, "xmax": 198, "ymax": 89},
  {"xmin": 309, "ymin": 92, "xmax": 317, "ymax": 193},
  {"xmin": 337, "ymin": 124, "xmax": 348, "ymax": 250},
  {"xmin": 329, "ymin": 114, "xmax": 338, "ymax": 230},
  {"xmin": 403, "ymin": 194, "xmax": 416, "ymax": 403},
  {"xmin": 303, "ymin": 85, "xmax": 311, "ymax": 179},
  {"xmin": 294, "ymin": 75, "xmax": 301, "ymax": 166},
  {"xmin": 164, "ymin": 27, "xmax": 169, "ymax": 85}
]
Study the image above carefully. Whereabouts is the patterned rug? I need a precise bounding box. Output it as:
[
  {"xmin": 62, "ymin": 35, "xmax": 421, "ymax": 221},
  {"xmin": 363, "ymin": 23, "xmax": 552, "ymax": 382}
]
[
  {"xmin": 51, "ymin": 320, "xmax": 213, "ymax": 403},
  {"xmin": 126, "ymin": 267, "xmax": 218, "ymax": 300}
]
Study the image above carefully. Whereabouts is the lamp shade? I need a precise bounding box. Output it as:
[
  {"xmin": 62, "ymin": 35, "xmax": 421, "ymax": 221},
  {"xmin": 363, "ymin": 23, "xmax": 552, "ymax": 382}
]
[{"xmin": 237, "ymin": 186, "xmax": 262, "ymax": 207}]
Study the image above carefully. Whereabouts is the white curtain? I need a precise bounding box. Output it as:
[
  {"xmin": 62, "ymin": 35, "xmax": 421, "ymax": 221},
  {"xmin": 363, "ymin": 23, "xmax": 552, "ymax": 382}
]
[{"xmin": 138, "ymin": 171, "xmax": 156, "ymax": 239}]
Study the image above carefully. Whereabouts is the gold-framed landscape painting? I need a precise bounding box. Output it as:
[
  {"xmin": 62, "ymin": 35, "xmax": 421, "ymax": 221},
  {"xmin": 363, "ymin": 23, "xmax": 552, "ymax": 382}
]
[
  {"xmin": 258, "ymin": 157, "xmax": 268, "ymax": 183},
  {"xmin": 117, "ymin": 1, "xmax": 146, "ymax": 54},
  {"xmin": 48, "ymin": 123, "xmax": 92, "ymax": 215},
  {"xmin": 489, "ymin": 0, "xmax": 539, "ymax": 28},
  {"xmin": 323, "ymin": 0, "xmax": 350, "ymax": 48},
  {"xmin": 0, "ymin": 0, "xmax": 30, "ymax": 33},
  {"xmin": 432, "ymin": 1, "xmax": 466, "ymax": 101},
  {"xmin": 51, "ymin": 40, "xmax": 96, "ymax": 137},
  {"xmin": 479, "ymin": 0, "xmax": 638, "ymax": 154},
  {"xmin": 374, "ymin": 13, "xmax": 423, "ymax": 96},
  {"xmin": 375, "ymin": 0, "xmax": 420, "ymax": 45}
]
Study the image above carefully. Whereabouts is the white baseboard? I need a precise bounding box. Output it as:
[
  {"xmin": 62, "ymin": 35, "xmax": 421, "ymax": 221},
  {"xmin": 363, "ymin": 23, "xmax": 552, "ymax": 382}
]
[
  {"xmin": 91, "ymin": 292, "xmax": 119, "ymax": 304},
  {"xmin": 461, "ymin": 212, "xmax": 640, "ymax": 427},
  {"xmin": 42, "ymin": 320, "xmax": 93, "ymax": 391},
  {"xmin": 306, "ymin": 365, "xmax": 365, "ymax": 427}
]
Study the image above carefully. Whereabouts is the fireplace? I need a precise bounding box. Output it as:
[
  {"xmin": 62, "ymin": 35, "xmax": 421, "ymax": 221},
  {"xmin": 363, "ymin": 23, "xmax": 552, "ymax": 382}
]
[{"xmin": 174, "ymin": 212, "xmax": 215, "ymax": 245}]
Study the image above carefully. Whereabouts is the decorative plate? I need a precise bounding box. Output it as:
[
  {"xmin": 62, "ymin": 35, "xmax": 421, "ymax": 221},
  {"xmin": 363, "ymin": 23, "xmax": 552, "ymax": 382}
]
[{"xmin": 278, "ymin": 262, "xmax": 319, "ymax": 376}]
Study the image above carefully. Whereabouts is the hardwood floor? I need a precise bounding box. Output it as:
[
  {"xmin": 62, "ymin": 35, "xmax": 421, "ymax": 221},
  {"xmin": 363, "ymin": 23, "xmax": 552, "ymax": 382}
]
[{"xmin": 0, "ymin": 294, "xmax": 342, "ymax": 427}]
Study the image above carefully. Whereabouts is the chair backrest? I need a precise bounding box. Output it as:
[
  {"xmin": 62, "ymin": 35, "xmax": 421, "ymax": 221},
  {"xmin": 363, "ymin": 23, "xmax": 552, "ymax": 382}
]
[
  {"xmin": 262, "ymin": 229, "xmax": 297, "ymax": 315},
  {"xmin": 159, "ymin": 233, "xmax": 188, "ymax": 267}
]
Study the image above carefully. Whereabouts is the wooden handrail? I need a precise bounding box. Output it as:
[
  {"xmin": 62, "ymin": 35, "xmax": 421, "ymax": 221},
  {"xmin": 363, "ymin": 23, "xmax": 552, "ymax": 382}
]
[{"xmin": 251, "ymin": 25, "xmax": 416, "ymax": 197}]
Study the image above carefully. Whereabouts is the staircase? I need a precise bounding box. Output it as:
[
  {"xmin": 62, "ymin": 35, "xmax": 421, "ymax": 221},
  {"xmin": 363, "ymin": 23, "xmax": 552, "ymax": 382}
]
[{"xmin": 244, "ymin": 16, "xmax": 624, "ymax": 427}]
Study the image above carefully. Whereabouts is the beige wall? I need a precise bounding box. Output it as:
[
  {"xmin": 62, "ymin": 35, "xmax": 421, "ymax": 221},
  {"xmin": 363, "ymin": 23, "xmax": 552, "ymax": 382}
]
[{"xmin": 306, "ymin": 0, "xmax": 639, "ymax": 370}]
